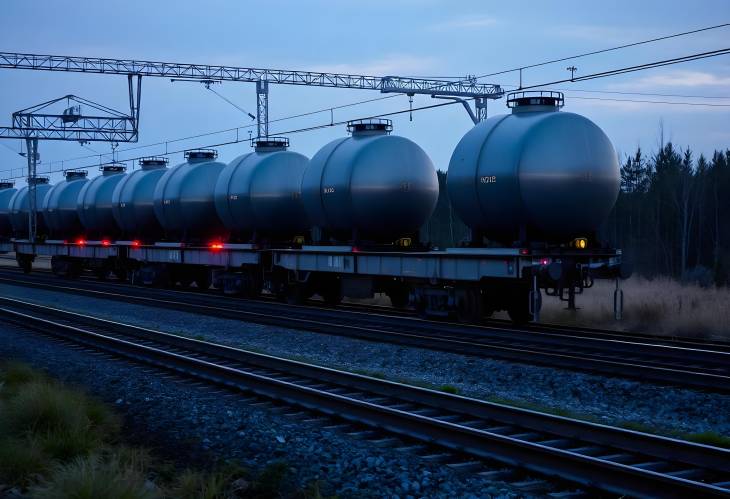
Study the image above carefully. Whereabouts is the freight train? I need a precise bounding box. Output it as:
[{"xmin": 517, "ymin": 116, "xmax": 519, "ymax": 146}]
[{"xmin": 0, "ymin": 91, "xmax": 629, "ymax": 323}]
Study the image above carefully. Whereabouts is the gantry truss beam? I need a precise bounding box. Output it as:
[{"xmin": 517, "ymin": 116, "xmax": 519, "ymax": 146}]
[
  {"xmin": 0, "ymin": 52, "xmax": 504, "ymax": 100},
  {"xmin": 0, "ymin": 115, "xmax": 136, "ymax": 142}
]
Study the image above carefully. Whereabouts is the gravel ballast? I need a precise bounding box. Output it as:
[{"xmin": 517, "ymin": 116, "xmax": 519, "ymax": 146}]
[
  {"xmin": 0, "ymin": 322, "xmax": 536, "ymax": 498},
  {"xmin": 2, "ymin": 282, "xmax": 729, "ymax": 440}
]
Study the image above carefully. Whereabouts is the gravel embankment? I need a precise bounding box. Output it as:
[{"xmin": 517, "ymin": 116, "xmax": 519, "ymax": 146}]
[
  {"xmin": 2, "ymin": 283, "xmax": 729, "ymax": 439},
  {"xmin": 0, "ymin": 322, "xmax": 534, "ymax": 498}
]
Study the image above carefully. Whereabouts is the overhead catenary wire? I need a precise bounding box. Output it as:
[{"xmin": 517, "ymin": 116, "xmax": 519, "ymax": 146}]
[
  {"xmin": 473, "ymin": 22, "xmax": 730, "ymax": 80},
  {"xmin": 515, "ymin": 47, "xmax": 730, "ymax": 90},
  {"xmin": 1, "ymin": 98, "xmax": 462, "ymax": 180},
  {"xmin": 565, "ymin": 95, "xmax": 730, "ymax": 107},
  {"xmin": 9, "ymin": 93, "xmax": 404, "ymax": 172}
]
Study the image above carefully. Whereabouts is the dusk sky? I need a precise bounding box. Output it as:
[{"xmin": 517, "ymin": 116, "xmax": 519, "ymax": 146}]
[{"xmin": 0, "ymin": 0, "xmax": 728, "ymax": 184}]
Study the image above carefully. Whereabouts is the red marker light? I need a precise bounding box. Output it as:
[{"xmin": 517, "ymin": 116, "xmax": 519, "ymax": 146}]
[
  {"xmin": 541, "ymin": 258, "xmax": 549, "ymax": 266},
  {"xmin": 76, "ymin": 238, "xmax": 86, "ymax": 246},
  {"xmin": 210, "ymin": 242, "xmax": 224, "ymax": 251},
  {"xmin": 131, "ymin": 240, "xmax": 141, "ymax": 247},
  {"xmin": 519, "ymin": 248, "xmax": 530, "ymax": 255},
  {"xmin": 101, "ymin": 239, "xmax": 111, "ymax": 247}
]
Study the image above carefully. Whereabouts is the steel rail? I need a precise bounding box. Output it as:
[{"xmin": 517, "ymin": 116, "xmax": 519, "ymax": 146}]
[
  {"xmin": 0, "ymin": 271, "xmax": 729, "ymax": 392},
  {"xmin": 0, "ymin": 297, "xmax": 728, "ymax": 498}
]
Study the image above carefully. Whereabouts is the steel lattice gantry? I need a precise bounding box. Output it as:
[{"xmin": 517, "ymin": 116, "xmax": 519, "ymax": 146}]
[{"xmin": 0, "ymin": 52, "xmax": 504, "ymax": 136}]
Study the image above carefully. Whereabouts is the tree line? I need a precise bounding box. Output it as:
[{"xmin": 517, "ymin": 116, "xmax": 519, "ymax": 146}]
[
  {"xmin": 603, "ymin": 143, "xmax": 730, "ymax": 285},
  {"xmin": 425, "ymin": 143, "xmax": 730, "ymax": 286}
]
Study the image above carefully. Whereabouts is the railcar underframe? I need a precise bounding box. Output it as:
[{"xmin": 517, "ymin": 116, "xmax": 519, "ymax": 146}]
[{"xmin": 4, "ymin": 240, "xmax": 626, "ymax": 324}]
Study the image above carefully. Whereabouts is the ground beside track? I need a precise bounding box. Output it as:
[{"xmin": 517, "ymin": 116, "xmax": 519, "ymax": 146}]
[
  {"xmin": 2, "ymin": 282, "xmax": 729, "ymax": 441},
  {"xmin": 0, "ymin": 321, "xmax": 535, "ymax": 498}
]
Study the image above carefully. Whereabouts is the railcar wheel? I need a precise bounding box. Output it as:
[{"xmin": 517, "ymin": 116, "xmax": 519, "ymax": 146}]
[
  {"xmin": 387, "ymin": 285, "xmax": 410, "ymax": 309},
  {"xmin": 321, "ymin": 286, "xmax": 342, "ymax": 306},
  {"xmin": 507, "ymin": 290, "xmax": 532, "ymax": 325},
  {"xmin": 456, "ymin": 288, "xmax": 483, "ymax": 323},
  {"xmin": 286, "ymin": 283, "xmax": 307, "ymax": 305},
  {"xmin": 194, "ymin": 269, "xmax": 212, "ymax": 291},
  {"xmin": 17, "ymin": 255, "xmax": 32, "ymax": 274}
]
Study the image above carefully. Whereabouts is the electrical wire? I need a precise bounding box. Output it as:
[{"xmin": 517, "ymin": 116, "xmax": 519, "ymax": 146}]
[
  {"xmin": 566, "ymin": 95, "xmax": 730, "ymax": 107},
  {"xmin": 16, "ymin": 93, "xmax": 404, "ymax": 171},
  {"xmin": 1, "ymin": 99, "xmax": 461, "ymax": 180},
  {"xmin": 497, "ymin": 83, "xmax": 730, "ymax": 100},
  {"xmin": 473, "ymin": 22, "xmax": 730, "ymax": 80},
  {"xmin": 206, "ymin": 86, "xmax": 256, "ymax": 120},
  {"xmin": 515, "ymin": 47, "xmax": 730, "ymax": 91}
]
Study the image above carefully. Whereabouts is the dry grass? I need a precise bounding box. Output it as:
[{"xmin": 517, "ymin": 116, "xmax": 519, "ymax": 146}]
[{"xmin": 541, "ymin": 277, "xmax": 730, "ymax": 340}]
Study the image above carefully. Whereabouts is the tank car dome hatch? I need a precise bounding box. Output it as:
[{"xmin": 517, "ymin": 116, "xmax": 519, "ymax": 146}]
[
  {"xmin": 301, "ymin": 119, "xmax": 439, "ymax": 243},
  {"xmin": 0, "ymin": 181, "xmax": 17, "ymax": 237},
  {"xmin": 447, "ymin": 91, "xmax": 620, "ymax": 244},
  {"xmin": 42, "ymin": 170, "xmax": 89, "ymax": 238},
  {"xmin": 153, "ymin": 149, "xmax": 227, "ymax": 240},
  {"xmin": 112, "ymin": 157, "xmax": 169, "ymax": 239},
  {"xmin": 78, "ymin": 163, "xmax": 128, "ymax": 238},
  {"xmin": 214, "ymin": 137, "xmax": 308, "ymax": 239},
  {"xmin": 9, "ymin": 177, "xmax": 53, "ymax": 237}
]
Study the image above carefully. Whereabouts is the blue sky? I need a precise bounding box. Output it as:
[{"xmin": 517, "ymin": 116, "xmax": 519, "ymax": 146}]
[{"xmin": 0, "ymin": 0, "xmax": 728, "ymax": 184}]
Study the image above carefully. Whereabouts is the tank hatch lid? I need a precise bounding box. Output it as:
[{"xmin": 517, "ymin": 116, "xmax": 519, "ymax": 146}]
[
  {"xmin": 28, "ymin": 176, "xmax": 50, "ymax": 185},
  {"xmin": 252, "ymin": 136, "xmax": 289, "ymax": 152},
  {"xmin": 64, "ymin": 170, "xmax": 88, "ymax": 180},
  {"xmin": 185, "ymin": 149, "xmax": 218, "ymax": 161},
  {"xmin": 347, "ymin": 118, "xmax": 393, "ymax": 136},
  {"xmin": 99, "ymin": 163, "xmax": 127, "ymax": 175},
  {"xmin": 0, "ymin": 180, "xmax": 14, "ymax": 189},
  {"xmin": 139, "ymin": 156, "xmax": 169, "ymax": 170},
  {"xmin": 507, "ymin": 91, "xmax": 564, "ymax": 113}
]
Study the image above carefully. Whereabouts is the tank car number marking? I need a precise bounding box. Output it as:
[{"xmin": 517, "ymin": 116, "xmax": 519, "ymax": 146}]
[
  {"xmin": 168, "ymin": 250, "xmax": 181, "ymax": 262},
  {"xmin": 229, "ymin": 195, "xmax": 239, "ymax": 200},
  {"xmin": 323, "ymin": 186, "xmax": 335, "ymax": 194},
  {"xmin": 120, "ymin": 202, "xmax": 126, "ymax": 208},
  {"xmin": 480, "ymin": 176, "xmax": 497, "ymax": 184},
  {"xmin": 327, "ymin": 255, "xmax": 343, "ymax": 268}
]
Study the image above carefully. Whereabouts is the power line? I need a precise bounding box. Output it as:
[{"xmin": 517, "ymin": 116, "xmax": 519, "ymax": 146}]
[
  {"xmin": 516, "ymin": 47, "xmax": 730, "ymax": 90},
  {"xmin": 206, "ymin": 86, "xmax": 256, "ymax": 120},
  {"xmin": 11, "ymin": 93, "xmax": 404, "ymax": 173},
  {"xmin": 474, "ymin": 22, "xmax": 730, "ymax": 80},
  {"xmin": 3, "ymin": 99, "xmax": 462, "ymax": 180},
  {"xmin": 551, "ymin": 88, "xmax": 730, "ymax": 100},
  {"xmin": 498, "ymin": 83, "xmax": 730, "ymax": 100},
  {"xmin": 567, "ymin": 95, "xmax": 730, "ymax": 107}
]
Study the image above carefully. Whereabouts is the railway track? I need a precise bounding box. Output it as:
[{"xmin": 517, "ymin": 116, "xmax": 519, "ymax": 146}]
[
  {"xmin": 1, "ymin": 269, "xmax": 730, "ymax": 393},
  {"xmin": 0, "ymin": 296, "xmax": 728, "ymax": 498}
]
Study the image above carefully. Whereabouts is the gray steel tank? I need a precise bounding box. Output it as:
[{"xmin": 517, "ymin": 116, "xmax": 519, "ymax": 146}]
[
  {"xmin": 0, "ymin": 181, "xmax": 17, "ymax": 237},
  {"xmin": 112, "ymin": 157, "xmax": 168, "ymax": 239},
  {"xmin": 214, "ymin": 138, "xmax": 308, "ymax": 239},
  {"xmin": 9, "ymin": 177, "xmax": 53, "ymax": 237},
  {"xmin": 42, "ymin": 170, "xmax": 89, "ymax": 238},
  {"xmin": 447, "ymin": 91, "xmax": 620, "ymax": 244},
  {"xmin": 153, "ymin": 149, "xmax": 226, "ymax": 240},
  {"xmin": 77, "ymin": 163, "xmax": 127, "ymax": 238},
  {"xmin": 301, "ymin": 119, "xmax": 439, "ymax": 242}
]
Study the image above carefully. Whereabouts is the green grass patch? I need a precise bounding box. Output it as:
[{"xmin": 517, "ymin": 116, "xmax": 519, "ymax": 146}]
[
  {"xmin": 0, "ymin": 360, "xmax": 328, "ymax": 497},
  {"xmin": 438, "ymin": 384, "xmax": 460, "ymax": 394},
  {"xmin": 685, "ymin": 431, "xmax": 730, "ymax": 449}
]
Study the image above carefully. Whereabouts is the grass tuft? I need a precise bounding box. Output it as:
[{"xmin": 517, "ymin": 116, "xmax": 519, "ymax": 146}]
[
  {"xmin": 686, "ymin": 431, "xmax": 730, "ymax": 449},
  {"xmin": 438, "ymin": 384, "xmax": 460, "ymax": 394},
  {"xmin": 28, "ymin": 454, "xmax": 159, "ymax": 499},
  {"xmin": 0, "ymin": 436, "xmax": 48, "ymax": 485}
]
